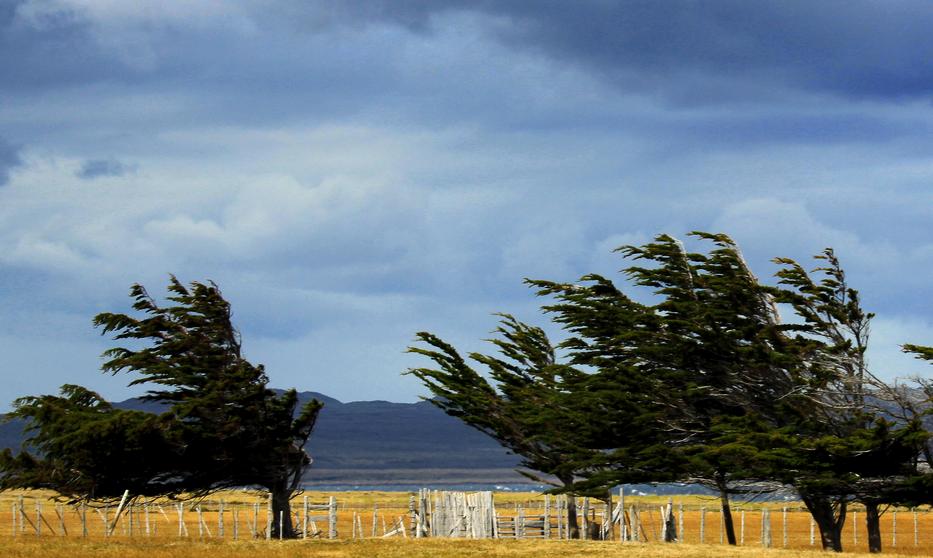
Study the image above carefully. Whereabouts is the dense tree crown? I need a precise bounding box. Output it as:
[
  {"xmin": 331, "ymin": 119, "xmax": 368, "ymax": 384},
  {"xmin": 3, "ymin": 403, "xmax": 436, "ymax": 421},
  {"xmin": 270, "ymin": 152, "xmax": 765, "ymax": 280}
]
[
  {"xmin": 1, "ymin": 277, "xmax": 322, "ymax": 538},
  {"xmin": 410, "ymin": 232, "xmax": 933, "ymax": 553}
]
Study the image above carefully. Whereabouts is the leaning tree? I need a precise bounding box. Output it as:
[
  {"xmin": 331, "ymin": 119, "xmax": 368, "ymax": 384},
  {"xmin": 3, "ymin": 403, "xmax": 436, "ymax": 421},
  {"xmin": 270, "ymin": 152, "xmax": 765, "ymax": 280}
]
[
  {"xmin": 1, "ymin": 277, "xmax": 322, "ymax": 538},
  {"xmin": 408, "ymin": 314, "xmax": 602, "ymax": 538},
  {"xmin": 530, "ymin": 233, "xmax": 805, "ymax": 545}
]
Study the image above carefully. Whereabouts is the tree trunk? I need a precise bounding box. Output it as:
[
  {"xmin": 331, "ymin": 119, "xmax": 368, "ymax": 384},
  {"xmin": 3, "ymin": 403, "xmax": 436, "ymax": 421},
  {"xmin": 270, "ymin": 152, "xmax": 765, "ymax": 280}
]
[
  {"xmin": 566, "ymin": 495, "xmax": 580, "ymax": 539},
  {"xmin": 800, "ymin": 491, "xmax": 846, "ymax": 552},
  {"xmin": 269, "ymin": 482, "xmax": 296, "ymax": 539},
  {"xmin": 559, "ymin": 476, "xmax": 580, "ymax": 539},
  {"xmin": 717, "ymin": 478, "xmax": 737, "ymax": 545},
  {"xmin": 865, "ymin": 501, "xmax": 882, "ymax": 553}
]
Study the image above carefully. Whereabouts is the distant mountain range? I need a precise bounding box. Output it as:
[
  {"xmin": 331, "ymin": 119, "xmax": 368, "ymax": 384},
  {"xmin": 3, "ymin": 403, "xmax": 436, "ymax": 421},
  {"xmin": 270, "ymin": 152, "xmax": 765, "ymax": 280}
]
[{"xmin": 0, "ymin": 391, "xmax": 526, "ymax": 486}]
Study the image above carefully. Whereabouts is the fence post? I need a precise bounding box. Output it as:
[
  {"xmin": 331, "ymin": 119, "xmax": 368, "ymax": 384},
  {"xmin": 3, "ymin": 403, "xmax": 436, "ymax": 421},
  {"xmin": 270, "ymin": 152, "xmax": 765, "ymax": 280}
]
[
  {"xmin": 700, "ymin": 507, "xmax": 705, "ymax": 544},
  {"xmin": 761, "ymin": 508, "xmax": 771, "ymax": 548},
  {"xmin": 892, "ymin": 509, "xmax": 897, "ymax": 548},
  {"xmin": 914, "ymin": 510, "xmax": 919, "ymax": 546},
  {"xmin": 810, "ymin": 515, "xmax": 815, "ymax": 546},
  {"xmin": 740, "ymin": 509, "xmax": 745, "ymax": 545},
  {"xmin": 678, "ymin": 502, "xmax": 684, "ymax": 543},
  {"xmin": 328, "ymin": 496, "xmax": 337, "ymax": 539},
  {"xmin": 303, "ymin": 496, "xmax": 309, "ymax": 539},
  {"xmin": 19, "ymin": 497, "xmax": 26, "ymax": 535},
  {"xmin": 660, "ymin": 504, "xmax": 667, "ymax": 542},
  {"xmin": 782, "ymin": 507, "xmax": 787, "ymax": 548},
  {"xmin": 265, "ymin": 495, "xmax": 272, "ymax": 540},
  {"xmin": 233, "ymin": 507, "xmax": 239, "ymax": 540},
  {"xmin": 853, "ymin": 510, "xmax": 857, "ymax": 546},
  {"xmin": 720, "ymin": 508, "xmax": 724, "ymax": 544},
  {"xmin": 218, "ymin": 500, "xmax": 224, "ymax": 539},
  {"xmin": 554, "ymin": 496, "xmax": 561, "ymax": 540},
  {"xmin": 632, "ymin": 505, "xmax": 640, "ymax": 542}
]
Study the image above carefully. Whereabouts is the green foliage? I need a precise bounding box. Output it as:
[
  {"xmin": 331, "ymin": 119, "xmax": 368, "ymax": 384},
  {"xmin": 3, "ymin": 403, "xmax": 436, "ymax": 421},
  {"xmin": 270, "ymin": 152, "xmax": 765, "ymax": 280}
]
[
  {"xmin": 904, "ymin": 344, "xmax": 933, "ymax": 362},
  {"xmin": 89, "ymin": 277, "xmax": 322, "ymax": 499},
  {"xmin": 408, "ymin": 314, "xmax": 589, "ymax": 488},
  {"xmin": 532, "ymin": 233, "xmax": 807, "ymax": 494},
  {"xmin": 3, "ymin": 277, "xmax": 322, "ymax": 537},
  {"xmin": 0, "ymin": 385, "xmax": 177, "ymax": 502},
  {"xmin": 412, "ymin": 231, "xmax": 931, "ymax": 551}
]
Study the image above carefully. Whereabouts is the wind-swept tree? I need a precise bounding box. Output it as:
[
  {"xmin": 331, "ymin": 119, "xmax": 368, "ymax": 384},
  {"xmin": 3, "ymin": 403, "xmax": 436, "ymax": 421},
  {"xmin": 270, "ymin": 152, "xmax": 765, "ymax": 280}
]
[
  {"xmin": 531, "ymin": 233, "xmax": 804, "ymax": 544},
  {"xmin": 408, "ymin": 314, "xmax": 595, "ymax": 537},
  {"xmin": 1, "ymin": 277, "xmax": 322, "ymax": 538},
  {"xmin": 770, "ymin": 250, "xmax": 931, "ymax": 552}
]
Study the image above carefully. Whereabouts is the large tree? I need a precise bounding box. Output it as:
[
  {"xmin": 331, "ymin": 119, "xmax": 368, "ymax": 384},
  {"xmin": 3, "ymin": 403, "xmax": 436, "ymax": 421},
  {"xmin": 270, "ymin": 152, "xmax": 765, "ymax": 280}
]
[
  {"xmin": 760, "ymin": 249, "xmax": 931, "ymax": 552},
  {"xmin": 2, "ymin": 277, "xmax": 322, "ymax": 538},
  {"xmin": 408, "ymin": 314, "xmax": 600, "ymax": 538},
  {"xmin": 531, "ymin": 233, "xmax": 803, "ymax": 544}
]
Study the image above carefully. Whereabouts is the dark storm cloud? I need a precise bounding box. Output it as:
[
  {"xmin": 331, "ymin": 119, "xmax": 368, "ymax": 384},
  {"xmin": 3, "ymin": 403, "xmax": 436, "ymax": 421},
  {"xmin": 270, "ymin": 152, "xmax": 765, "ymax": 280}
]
[
  {"xmin": 0, "ymin": 1, "xmax": 136, "ymax": 92},
  {"xmin": 9, "ymin": 1, "xmax": 933, "ymax": 110},
  {"xmin": 0, "ymin": 136, "xmax": 22, "ymax": 186},
  {"xmin": 5, "ymin": 0, "xmax": 929, "ymax": 147},
  {"xmin": 299, "ymin": 0, "xmax": 933, "ymax": 102},
  {"xmin": 76, "ymin": 158, "xmax": 136, "ymax": 180}
]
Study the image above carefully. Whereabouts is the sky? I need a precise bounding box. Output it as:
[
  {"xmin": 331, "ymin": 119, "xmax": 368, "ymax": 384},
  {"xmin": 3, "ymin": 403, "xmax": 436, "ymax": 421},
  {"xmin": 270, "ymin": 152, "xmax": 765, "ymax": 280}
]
[{"xmin": 1, "ymin": 0, "xmax": 932, "ymax": 407}]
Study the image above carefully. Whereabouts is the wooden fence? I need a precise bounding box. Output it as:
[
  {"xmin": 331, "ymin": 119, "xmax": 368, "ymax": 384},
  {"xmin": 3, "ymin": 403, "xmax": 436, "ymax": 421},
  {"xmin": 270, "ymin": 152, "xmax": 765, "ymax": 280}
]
[
  {"xmin": 5, "ymin": 489, "xmax": 933, "ymax": 554},
  {"xmin": 6, "ymin": 493, "xmax": 337, "ymax": 540},
  {"xmin": 389, "ymin": 488, "xmax": 933, "ymax": 553}
]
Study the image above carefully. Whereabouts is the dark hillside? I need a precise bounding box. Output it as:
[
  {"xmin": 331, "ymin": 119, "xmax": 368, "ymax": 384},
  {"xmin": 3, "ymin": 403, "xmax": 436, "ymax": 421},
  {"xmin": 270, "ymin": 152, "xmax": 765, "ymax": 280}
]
[{"xmin": 1, "ymin": 391, "xmax": 523, "ymax": 485}]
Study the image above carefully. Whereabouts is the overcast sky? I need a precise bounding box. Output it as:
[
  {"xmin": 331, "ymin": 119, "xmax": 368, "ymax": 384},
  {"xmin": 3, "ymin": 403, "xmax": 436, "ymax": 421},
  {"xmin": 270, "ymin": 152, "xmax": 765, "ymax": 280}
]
[{"xmin": 1, "ymin": 1, "xmax": 932, "ymax": 407}]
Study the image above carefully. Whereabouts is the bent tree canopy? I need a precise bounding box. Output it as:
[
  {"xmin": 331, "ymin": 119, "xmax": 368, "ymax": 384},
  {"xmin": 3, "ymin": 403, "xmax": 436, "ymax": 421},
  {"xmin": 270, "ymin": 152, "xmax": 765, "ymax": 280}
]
[{"xmin": 0, "ymin": 277, "xmax": 322, "ymax": 539}]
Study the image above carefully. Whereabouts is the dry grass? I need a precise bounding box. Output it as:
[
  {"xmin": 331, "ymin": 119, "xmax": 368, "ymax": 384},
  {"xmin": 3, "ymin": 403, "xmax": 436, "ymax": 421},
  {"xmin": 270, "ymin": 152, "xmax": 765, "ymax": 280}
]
[
  {"xmin": 1, "ymin": 490, "xmax": 932, "ymax": 556},
  {"xmin": 0, "ymin": 538, "xmax": 929, "ymax": 558}
]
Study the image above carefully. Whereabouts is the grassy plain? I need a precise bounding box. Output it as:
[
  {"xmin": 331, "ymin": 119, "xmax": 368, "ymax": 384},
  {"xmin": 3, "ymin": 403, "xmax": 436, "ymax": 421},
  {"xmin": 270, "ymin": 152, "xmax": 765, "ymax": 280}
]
[
  {"xmin": 1, "ymin": 490, "xmax": 932, "ymax": 556},
  {"xmin": 0, "ymin": 538, "xmax": 931, "ymax": 558}
]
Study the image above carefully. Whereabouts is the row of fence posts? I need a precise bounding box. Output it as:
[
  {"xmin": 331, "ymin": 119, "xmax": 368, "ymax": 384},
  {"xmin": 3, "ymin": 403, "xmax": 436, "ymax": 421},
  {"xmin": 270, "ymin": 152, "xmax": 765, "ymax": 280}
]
[
  {"xmin": 6, "ymin": 489, "xmax": 929, "ymax": 547},
  {"xmin": 9, "ymin": 493, "xmax": 337, "ymax": 540},
  {"xmin": 396, "ymin": 488, "xmax": 928, "ymax": 547},
  {"xmin": 618, "ymin": 493, "xmax": 925, "ymax": 549}
]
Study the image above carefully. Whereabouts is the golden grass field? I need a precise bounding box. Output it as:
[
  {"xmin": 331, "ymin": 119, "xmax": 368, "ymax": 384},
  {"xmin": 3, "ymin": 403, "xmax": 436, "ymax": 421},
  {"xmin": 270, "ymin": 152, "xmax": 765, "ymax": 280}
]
[{"xmin": 1, "ymin": 490, "xmax": 931, "ymax": 557}]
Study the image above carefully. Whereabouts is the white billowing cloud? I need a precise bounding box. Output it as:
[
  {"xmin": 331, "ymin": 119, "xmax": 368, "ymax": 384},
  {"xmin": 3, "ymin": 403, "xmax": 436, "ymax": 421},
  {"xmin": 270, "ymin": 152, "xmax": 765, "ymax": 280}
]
[
  {"xmin": 714, "ymin": 198, "xmax": 870, "ymax": 255},
  {"xmin": 6, "ymin": 235, "xmax": 89, "ymax": 272},
  {"xmin": 712, "ymin": 197, "xmax": 905, "ymax": 276}
]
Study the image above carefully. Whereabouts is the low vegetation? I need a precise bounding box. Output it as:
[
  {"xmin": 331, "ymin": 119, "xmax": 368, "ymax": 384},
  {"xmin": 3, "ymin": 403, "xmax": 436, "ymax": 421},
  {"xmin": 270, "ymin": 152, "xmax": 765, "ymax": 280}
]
[{"xmin": 0, "ymin": 538, "xmax": 932, "ymax": 558}]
